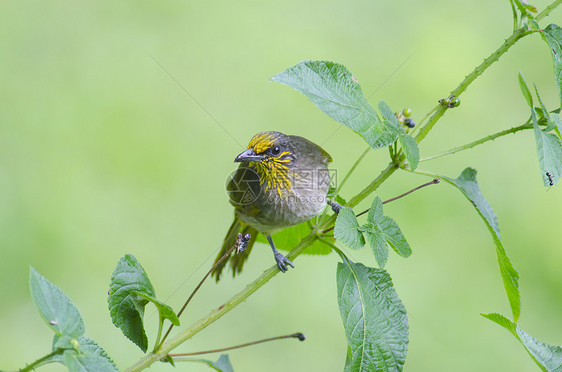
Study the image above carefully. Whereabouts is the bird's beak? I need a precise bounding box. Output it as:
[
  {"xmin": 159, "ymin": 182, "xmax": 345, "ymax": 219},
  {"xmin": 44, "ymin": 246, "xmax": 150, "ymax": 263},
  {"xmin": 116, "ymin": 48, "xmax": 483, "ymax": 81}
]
[{"xmin": 234, "ymin": 148, "xmax": 263, "ymax": 163}]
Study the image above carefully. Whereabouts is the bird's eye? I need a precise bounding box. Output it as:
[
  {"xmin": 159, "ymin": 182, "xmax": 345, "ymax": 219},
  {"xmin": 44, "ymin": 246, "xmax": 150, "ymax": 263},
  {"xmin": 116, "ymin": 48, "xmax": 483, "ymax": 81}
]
[{"xmin": 271, "ymin": 146, "xmax": 281, "ymax": 156}]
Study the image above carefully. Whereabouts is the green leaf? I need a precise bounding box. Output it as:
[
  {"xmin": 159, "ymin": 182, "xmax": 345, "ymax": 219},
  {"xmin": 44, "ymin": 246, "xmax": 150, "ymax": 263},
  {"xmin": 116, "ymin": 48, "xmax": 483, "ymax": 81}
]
[
  {"xmin": 337, "ymin": 258, "xmax": 409, "ymax": 371},
  {"xmin": 534, "ymin": 84, "xmax": 557, "ymax": 132},
  {"xmin": 442, "ymin": 168, "xmax": 520, "ymax": 321},
  {"xmin": 272, "ymin": 61, "xmax": 397, "ymax": 149},
  {"xmin": 29, "ymin": 267, "xmax": 85, "ymax": 338},
  {"xmin": 483, "ymin": 313, "xmax": 562, "ymax": 371},
  {"xmin": 360, "ymin": 224, "xmax": 389, "ymax": 268},
  {"xmin": 62, "ymin": 337, "xmax": 119, "ymax": 372},
  {"xmin": 553, "ymin": 114, "xmax": 562, "ymax": 138},
  {"xmin": 543, "ymin": 24, "xmax": 562, "ymax": 108},
  {"xmin": 358, "ymin": 196, "xmax": 412, "ymax": 267},
  {"xmin": 108, "ymin": 254, "xmax": 156, "ymax": 352},
  {"xmin": 335, "ymin": 208, "xmax": 365, "ymax": 250},
  {"xmin": 518, "ymin": 72, "xmax": 533, "ymax": 107},
  {"xmin": 532, "ymin": 109, "xmax": 562, "ymax": 187},
  {"xmin": 256, "ymin": 220, "xmax": 333, "ymax": 255},
  {"xmin": 133, "ymin": 291, "xmax": 180, "ymax": 327},
  {"xmin": 378, "ymin": 101, "xmax": 420, "ymax": 170}
]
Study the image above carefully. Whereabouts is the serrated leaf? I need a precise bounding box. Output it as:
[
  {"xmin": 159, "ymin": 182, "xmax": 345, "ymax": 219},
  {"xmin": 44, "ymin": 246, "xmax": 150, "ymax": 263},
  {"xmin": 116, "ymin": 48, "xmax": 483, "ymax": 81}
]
[
  {"xmin": 335, "ymin": 208, "xmax": 365, "ymax": 250},
  {"xmin": 256, "ymin": 220, "xmax": 333, "ymax": 255},
  {"xmin": 272, "ymin": 61, "xmax": 397, "ymax": 149},
  {"xmin": 366, "ymin": 195, "xmax": 384, "ymax": 223},
  {"xmin": 532, "ymin": 109, "xmax": 562, "ymax": 187},
  {"xmin": 543, "ymin": 24, "xmax": 562, "ymax": 108},
  {"xmin": 378, "ymin": 101, "xmax": 420, "ymax": 170},
  {"xmin": 360, "ymin": 196, "xmax": 412, "ymax": 267},
  {"xmin": 337, "ymin": 259, "xmax": 409, "ymax": 371},
  {"xmin": 483, "ymin": 313, "xmax": 562, "ymax": 371},
  {"xmin": 29, "ymin": 267, "xmax": 85, "ymax": 338},
  {"xmin": 63, "ymin": 337, "xmax": 119, "ymax": 372},
  {"xmin": 361, "ymin": 225, "xmax": 389, "ymax": 268},
  {"xmin": 442, "ymin": 168, "xmax": 520, "ymax": 321},
  {"xmin": 378, "ymin": 216, "xmax": 412, "ymax": 258},
  {"xmin": 108, "ymin": 254, "xmax": 156, "ymax": 352},
  {"xmin": 518, "ymin": 72, "xmax": 533, "ymax": 107}
]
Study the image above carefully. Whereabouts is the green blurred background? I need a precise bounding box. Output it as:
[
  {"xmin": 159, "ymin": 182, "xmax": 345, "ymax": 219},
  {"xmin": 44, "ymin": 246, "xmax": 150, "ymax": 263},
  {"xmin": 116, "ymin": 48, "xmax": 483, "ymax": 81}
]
[{"xmin": 1, "ymin": 1, "xmax": 561, "ymax": 370}]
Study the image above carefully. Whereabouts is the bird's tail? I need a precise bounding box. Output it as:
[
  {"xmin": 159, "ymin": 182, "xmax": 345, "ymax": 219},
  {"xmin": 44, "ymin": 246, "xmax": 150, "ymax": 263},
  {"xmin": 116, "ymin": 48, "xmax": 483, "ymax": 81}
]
[{"xmin": 211, "ymin": 215, "xmax": 258, "ymax": 282}]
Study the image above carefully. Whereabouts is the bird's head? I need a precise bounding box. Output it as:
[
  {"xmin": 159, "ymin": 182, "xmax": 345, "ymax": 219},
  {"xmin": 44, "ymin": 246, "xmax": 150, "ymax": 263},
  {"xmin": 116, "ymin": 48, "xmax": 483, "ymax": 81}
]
[
  {"xmin": 234, "ymin": 131, "xmax": 332, "ymax": 197},
  {"xmin": 234, "ymin": 131, "xmax": 294, "ymax": 195},
  {"xmin": 234, "ymin": 131, "xmax": 293, "ymax": 165}
]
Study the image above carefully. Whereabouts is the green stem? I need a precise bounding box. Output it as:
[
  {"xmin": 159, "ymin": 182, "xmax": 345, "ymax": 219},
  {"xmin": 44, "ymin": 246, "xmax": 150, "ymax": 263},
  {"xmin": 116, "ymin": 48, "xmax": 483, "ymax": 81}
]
[
  {"xmin": 153, "ymin": 317, "xmax": 164, "ymax": 353},
  {"xmin": 125, "ymin": 234, "xmax": 318, "ymax": 372},
  {"xmin": 336, "ymin": 146, "xmax": 371, "ymax": 195},
  {"xmin": 348, "ymin": 162, "xmax": 397, "ymax": 208},
  {"xmin": 536, "ymin": 0, "xmax": 562, "ymax": 21},
  {"xmin": 419, "ymin": 121, "xmax": 532, "ymax": 162},
  {"xmin": 19, "ymin": 350, "xmax": 63, "ymax": 372},
  {"xmin": 415, "ymin": 28, "xmax": 532, "ymax": 144},
  {"xmin": 510, "ymin": 0, "xmax": 518, "ymax": 31}
]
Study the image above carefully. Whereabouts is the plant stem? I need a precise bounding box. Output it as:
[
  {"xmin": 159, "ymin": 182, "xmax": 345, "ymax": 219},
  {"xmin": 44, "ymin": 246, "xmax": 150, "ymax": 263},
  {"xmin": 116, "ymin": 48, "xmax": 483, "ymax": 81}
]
[
  {"xmin": 355, "ymin": 178, "xmax": 440, "ymax": 218},
  {"xmin": 415, "ymin": 27, "xmax": 532, "ymax": 144},
  {"xmin": 125, "ymin": 234, "xmax": 317, "ymax": 372},
  {"xmin": 169, "ymin": 332, "xmax": 304, "ymax": 358},
  {"xmin": 418, "ymin": 121, "xmax": 532, "ymax": 163},
  {"xmin": 336, "ymin": 146, "xmax": 371, "ymax": 195},
  {"xmin": 19, "ymin": 350, "xmax": 63, "ymax": 372},
  {"xmin": 510, "ymin": 0, "xmax": 518, "ymax": 31},
  {"xmin": 157, "ymin": 242, "xmax": 238, "ymax": 350},
  {"xmin": 536, "ymin": 0, "xmax": 562, "ymax": 21}
]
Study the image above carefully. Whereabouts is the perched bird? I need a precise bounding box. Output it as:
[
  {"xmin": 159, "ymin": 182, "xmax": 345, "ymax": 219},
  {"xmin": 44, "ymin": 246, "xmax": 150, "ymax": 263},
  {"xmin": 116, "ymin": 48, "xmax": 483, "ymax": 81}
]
[{"xmin": 212, "ymin": 131, "xmax": 333, "ymax": 281}]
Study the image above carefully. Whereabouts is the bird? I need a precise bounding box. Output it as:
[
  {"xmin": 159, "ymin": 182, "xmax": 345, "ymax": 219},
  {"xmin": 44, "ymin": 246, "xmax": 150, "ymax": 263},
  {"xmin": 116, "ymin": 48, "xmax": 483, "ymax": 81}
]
[{"xmin": 211, "ymin": 131, "xmax": 333, "ymax": 281}]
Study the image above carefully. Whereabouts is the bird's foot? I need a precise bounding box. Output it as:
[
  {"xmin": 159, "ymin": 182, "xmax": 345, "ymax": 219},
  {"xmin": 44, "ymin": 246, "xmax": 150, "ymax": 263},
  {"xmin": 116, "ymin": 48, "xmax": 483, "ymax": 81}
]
[
  {"xmin": 328, "ymin": 200, "xmax": 343, "ymax": 214},
  {"xmin": 274, "ymin": 252, "xmax": 295, "ymax": 272}
]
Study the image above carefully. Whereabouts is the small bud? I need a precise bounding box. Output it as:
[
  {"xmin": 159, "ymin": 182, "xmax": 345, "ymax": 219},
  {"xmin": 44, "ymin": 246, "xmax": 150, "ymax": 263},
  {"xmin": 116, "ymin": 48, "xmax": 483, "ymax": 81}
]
[
  {"xmin": 296, "ymin": 333, "xmax": 306, "ymax": 341},
  {"xmin": 402, "ymin": 108, "xmax": 412, "ymax": 117},
  {"xmin": 71, "ymin": 338, "xmax": 80, "ymax": 350}
]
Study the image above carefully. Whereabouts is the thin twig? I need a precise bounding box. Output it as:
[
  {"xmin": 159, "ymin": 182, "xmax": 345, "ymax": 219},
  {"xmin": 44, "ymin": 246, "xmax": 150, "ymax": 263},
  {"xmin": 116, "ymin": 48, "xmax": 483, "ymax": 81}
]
[
  {"xmin": 322, "ymin": 179, "xmax": 440, "ymax": 233},
  {"xmin": 336, "ymin": 146, "xmax": 371, "ymax": 195},
  {"xmin": 418, "ymin": 121, "xmax": 532, "ymax": 163},
  {"xmin": 169, "ymin": 332, "xmax": 305, "ymax": 358},
  {"xmin": 158, "ymin": 243, "xmax": 238, "ymax": 350},
  {"xmin": 355, "ymin": 179, "xmax": 440, "ymax": 218}
]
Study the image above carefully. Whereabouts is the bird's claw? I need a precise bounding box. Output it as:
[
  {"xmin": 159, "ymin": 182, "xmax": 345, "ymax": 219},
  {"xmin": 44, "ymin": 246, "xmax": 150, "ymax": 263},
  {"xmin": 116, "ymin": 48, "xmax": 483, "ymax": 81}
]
[{"xmin": 274, "ymin": 252, "xmax": 294, "ymax": 272}]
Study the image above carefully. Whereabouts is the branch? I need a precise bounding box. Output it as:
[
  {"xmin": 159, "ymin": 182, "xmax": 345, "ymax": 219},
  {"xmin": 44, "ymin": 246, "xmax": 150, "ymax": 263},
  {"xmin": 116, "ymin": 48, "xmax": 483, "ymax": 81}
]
[
  {"xmin": 415, "ymin": 27, "xmax": 532, "ymax": 144},
  {"xmin": 418, "ymin": 121, "xmax": 532, "ymax": 163},
  {"xmin": 169, "ymin": 332, "xmax": 304, "ymax": 358},
  {"xmin": 125, "ymin": 234, "xmax": 318, "ymax": 371}
]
